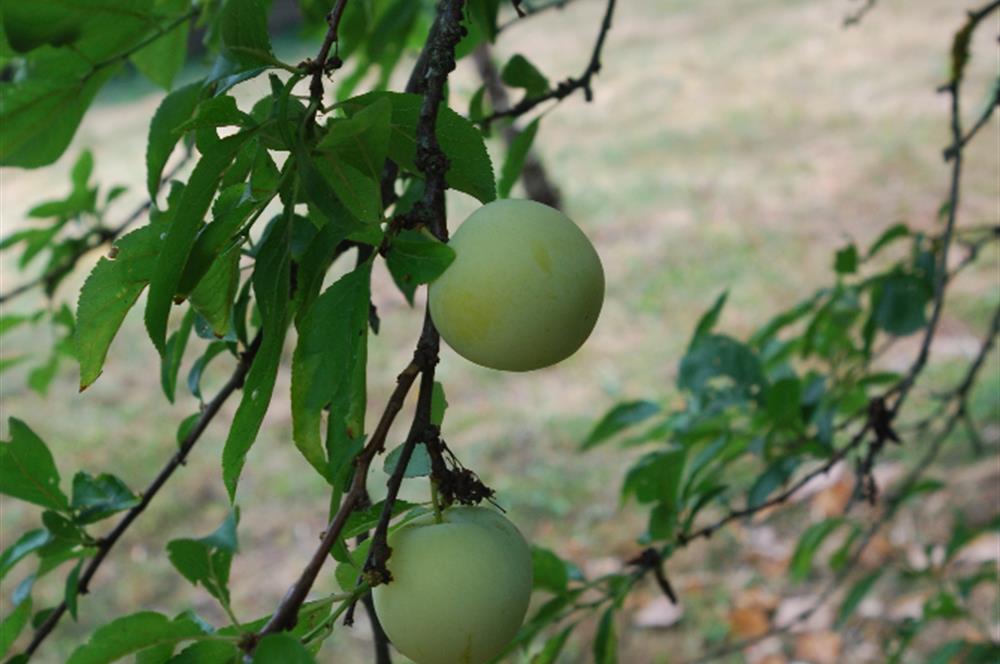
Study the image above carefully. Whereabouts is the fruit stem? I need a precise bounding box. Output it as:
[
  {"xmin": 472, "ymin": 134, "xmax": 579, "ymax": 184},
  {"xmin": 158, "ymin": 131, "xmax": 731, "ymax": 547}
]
[{"xmin": 430, "ymin": 478, "xmax": 444, "ymax": 524}]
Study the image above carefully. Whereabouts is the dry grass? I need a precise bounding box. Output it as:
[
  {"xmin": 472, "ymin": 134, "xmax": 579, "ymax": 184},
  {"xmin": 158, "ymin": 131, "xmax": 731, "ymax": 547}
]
[{"xmin": 1, "ymin": 0, "xmax": 998, "ymax": 662}]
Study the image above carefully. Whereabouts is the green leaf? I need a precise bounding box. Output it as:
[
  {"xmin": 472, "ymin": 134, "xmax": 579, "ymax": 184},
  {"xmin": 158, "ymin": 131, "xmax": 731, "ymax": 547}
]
[
  {"xmin": 383, "ymin": 443, "xmax": 432, "ymax": 478},
  {"xmin": 167, "ymin": 510, "xmax": 239, "ymax": 604},
  {"xmin": 167, "ymin": 541, "xmax": 231, "ymax": 603},
  {"xmin": 747, "ymin": 457, "xmax": 798, "ymax": 509},
  {"xmin": 166, "ymin": 640, "xmax": 239, "ymax": 663},
  {"xmin": 176, "ymin": 96, "xmax": 254, "ymax": 133},
  {"xmin": 0, "ymin": 49, "xmax": 120, "ymax": 168},
  {"xmin": 872, "ymin": 273, "xmax": 931, "ymax": 336},
  {"xmin": 593, "ymin": 608, "xmax": 617, "ymax": 664},
  {"xmin": 531, "ymin": 546, "xmax": 568, "ymax": 594},
  {"xmin": 291, "ymin": 263, "xmax": 371, "ymax": 479},
  {"xmin": 222, "ymin": 215, "xmax": 291, "ymax": 500},
  {"xmin": 765, "ymin": 377, "xmax": 802, "ymax": 429},
  {"xmin": 0, "ymin": 590, "xmax": 31, "ymax": 657},
  {"xmin": 501, "ymin": 54, "xmax": 550, "ymax": 97},
  {"xmin": 76, "ymin": 226, "xmax": 162, "ymax": 389},
  {"xmin": 385, "ymin": 228, "xmax": 456, "ymax": 304},
  {"xmin": 582, "ymin": 400, "xmax": 661, "ymax": 450},
  {"xmin": 315, "ymin": 96, "xmax": 392, "ymax": 223},
  {"xmin": 145, "ymin": 133, "xmax": 248, "ymax": 354},
  {"xmin": 186, "ymin": 342, "xmax": 230, "ymax": 401},
  {"xmin": 64, "ymin": 558, "xmax": 82, "ymax": 619},
  {"xmin": 65, "ymin": 612, "xmax": 208, "ymax": 664},
  {"xmin": 430, "ymin": 381, "xmax": 448, "ymax": 427},
  {"xmin": 342, "ymin": 91, "xmax": 496, "ymax": 204},
  {"xmin": 147, "ymin": 82, "xmax": 202, "ymax": 198},
  {"xmin": 622, "ymin": 447, "xmax": 685, "ymax": 506},
  {"xmin": 0, "ymin": 577, "xmax": 34, "ymax": 664},
  {"xmin": 160, "ymin": 308, "xmax": 195, "ymax": 403},
  {"xmin": 790, "ymin": 518, "xmax": 844, "ymax": 583},
  {"xmin": 71, "ymin": 471, "xmax": 140, "ymax": 524},
  {"xmin": 189, "ymin": 248, "xmax": 241, "ymax": 338},
  {"xmin": 3, "ymin": 0, "xmax": 157, "ymax": 59},
  {"xmin": 130, "ymin": 1, "xmax": 190, "ymax": 89},
  {"xmin": 867, "ymin": 223, "xmax": 909, "ymax": 258},
  {"xmin": 692, "ymin": 292, "xmax": 729, "ymax": 345},
  {"xmin": 678, "ymin": 334, "xmax": 764, "ymax": 404},
  {"xmin": 220, "ymin": 0, "xmax": 275, "ymax": 69},
  {"xmin": 835, "ymin": 244, "xmax": 858, "ymax": 274},
  {"xmin": 252, "ymin": 633, "xmax": 316, "ymax": 663},
  {"xmin": 836, "ymin": 570, "xmax": 881, "ymax": 627},
  {"xmin": 0, "ymin": 418, "xmax": 68, "ymax": 511},
  {"xmin": 497, "ymin": 118, "xmax": 540, "ymax": 198},
  {"xmin": 0, "ymin": 529, "xmax": 52, "ymax": 581},
  {"xmin": 531, "ymin": 623, "xmax": 575, "ymax": 664}
]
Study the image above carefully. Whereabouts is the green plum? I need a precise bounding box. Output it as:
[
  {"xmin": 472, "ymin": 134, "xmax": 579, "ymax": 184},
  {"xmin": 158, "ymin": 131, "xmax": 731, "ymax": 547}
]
[
  {"xmin": 372, "ymin": 506, "xmax": 532, "ymax": 664},
  {"xmin": 428, "ymin": 199, "xmax": 605, "ymax": 371}
]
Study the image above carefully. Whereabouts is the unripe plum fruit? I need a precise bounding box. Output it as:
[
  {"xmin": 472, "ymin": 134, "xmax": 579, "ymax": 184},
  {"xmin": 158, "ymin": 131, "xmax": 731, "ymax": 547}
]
[
  {"xmin": 372, "ymin": 505, "xmax": 532, "ymax": 664},
  {"xmin": 428, "ymin": 199, "xmax": 604, "ymax": 371}
]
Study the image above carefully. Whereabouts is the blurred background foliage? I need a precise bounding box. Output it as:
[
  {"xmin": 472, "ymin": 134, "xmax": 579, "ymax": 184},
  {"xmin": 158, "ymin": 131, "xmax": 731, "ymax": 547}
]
[{"xmin": 1, "ymin": 0, "xmax": 998, "ymax": 662}]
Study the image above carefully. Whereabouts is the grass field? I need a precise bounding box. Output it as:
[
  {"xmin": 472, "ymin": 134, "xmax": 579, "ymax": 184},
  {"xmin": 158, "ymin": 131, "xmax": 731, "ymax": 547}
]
[{"xmin": 1, "ymin": 0, "xmax": 998, "ymax": 662}]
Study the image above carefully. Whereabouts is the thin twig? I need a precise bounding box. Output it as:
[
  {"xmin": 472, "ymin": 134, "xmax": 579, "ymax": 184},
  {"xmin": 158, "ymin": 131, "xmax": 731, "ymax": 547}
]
[
  {"xmin": 677, "ymin": 421, "xmax": 870, "ymax": 546},
  {"xmin": 305, "ymin": 0, "xmax": 351, "ymax": 109},
  {"xmin": 843, "ymin": 0, "xmax": 878, "ymax": 27},
  {"xmin": 945, "ymin": 76, "xmax": 1000, "ymax": 160},
  {"xmin": 886, "ymin": 72, "xmax": 967, "ymax": 414},
  {"xmin": 480, "ymin": 0, "xmax": 617, "ymax": 128},
  {"xmin": 17, "ymin": 332, "xmax": 263, "ymax": 661},
  {"xmin": 495, "ymin": 0, "xmax": 579, "ymax": 33}
]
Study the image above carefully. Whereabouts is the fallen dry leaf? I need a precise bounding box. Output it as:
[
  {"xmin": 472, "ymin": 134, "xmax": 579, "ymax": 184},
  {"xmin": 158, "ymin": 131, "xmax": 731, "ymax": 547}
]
[
  {"xmin": 729, "ymin": 606, "xmax": 770, "ymax": 638},
  {"xmin": 794, "ymin": 630, "xmax": 842, "ymax": 664},
  {"xmin": 810, "ymin": 470, "xmax": 854, "ymax": 518},
  {"xmin": 735, "ymin": 587, "xmax": 781, "ymax": 611}
]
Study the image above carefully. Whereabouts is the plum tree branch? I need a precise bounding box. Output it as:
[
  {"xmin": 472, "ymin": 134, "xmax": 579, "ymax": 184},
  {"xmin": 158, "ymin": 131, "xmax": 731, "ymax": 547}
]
[
  {"xmin": 304, "ymin": 0, "xmax": 351, "ymax": 109},
  {"xmin": 479, "ymin": 0, "xmax": 617, "ymax": 128},
  {"xmin": 885, "ymin": 55, "xmax": 969, "ymax": 415},
  {"xmin": 253, "ymin": 0, "xmax": 467, "ymax": 644},
  {"xmin": 15, "ymin": 331, "xmax": 263, "ymax": 662}
]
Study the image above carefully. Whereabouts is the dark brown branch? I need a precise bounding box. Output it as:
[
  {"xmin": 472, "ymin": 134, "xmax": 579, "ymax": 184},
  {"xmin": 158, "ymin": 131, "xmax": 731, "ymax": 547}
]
[
  {"xmin": 0, "ymin": 152, "xmax": 193, "ymax": 305},
  {"xmin": 254, "ymin": 0, "xmax": 467, "ymax": 643},
  {"xmin": 256, "ymin": 359, "xmax": 422, "ymax": 636},
  {"xmin": 17, "ymin": 332, "xmax": 263, "ymax": 661},
  {"xmin": 305, "ymin": 0, "xmax": 350, "ymax": 107},
  {"xmin": 479, "ymin": 0, "xmax": 617, "ymax": 128}
]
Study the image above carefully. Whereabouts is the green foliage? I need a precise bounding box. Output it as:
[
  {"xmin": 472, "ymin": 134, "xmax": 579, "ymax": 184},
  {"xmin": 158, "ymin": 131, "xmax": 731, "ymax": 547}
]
[
  {"xmin": 291, "ymin": 263, "xmax": 372, "ymax": 479},
  {"xmin": 0, "ymin": 418, "xmax": 69, "ymax": 512},
  {"xmin": 498, "ymin": 118, "xmax": 540, "ymax": 199},
  {"xmin": 341, "ymin": 92, "xmax": 497, "ymax": 203},
  {"xmin": 0, "ymin": 0, "xmax": 995, "ymax": 661},
  {"xmin": 167, "ymin": 511, "xmax": 239, "ymax": 606},
  {"xmin": 64, "ymin": 612, "xmax": 212, "ymax": 664},
  {"xmin": 385, "ymin": 228, "xmax": 456, "ymax": 304}
]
